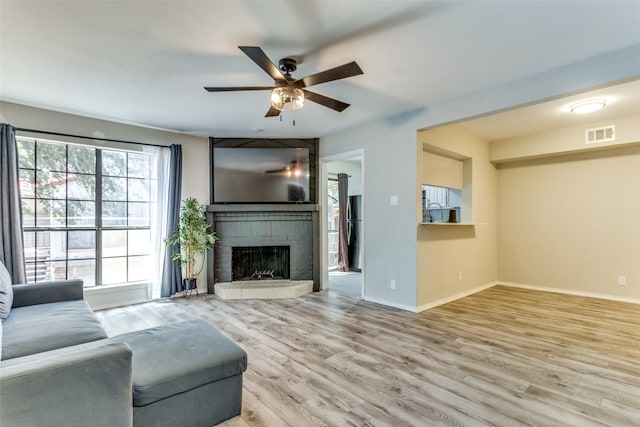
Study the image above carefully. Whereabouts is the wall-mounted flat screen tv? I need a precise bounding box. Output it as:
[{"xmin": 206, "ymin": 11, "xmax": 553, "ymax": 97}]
[{"xmin": 213, "ymin": 147, "xmax": 310, "ymax": 203}]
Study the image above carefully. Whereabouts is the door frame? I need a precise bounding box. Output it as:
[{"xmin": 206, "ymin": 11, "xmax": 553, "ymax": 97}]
[{"xmin": 319, "ymin": 149, "xmax": 365, "ymax": 297}]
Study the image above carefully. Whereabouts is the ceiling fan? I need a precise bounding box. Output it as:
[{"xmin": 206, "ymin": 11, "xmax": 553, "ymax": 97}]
[{"xmin": 204, "ymin": 46, "xmax": 363, "ymax": 117}]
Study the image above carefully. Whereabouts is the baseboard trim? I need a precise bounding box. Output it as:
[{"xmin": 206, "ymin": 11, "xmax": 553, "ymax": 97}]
[
  {"xmin": 415, "ymin": 282, "xmax": 498, "ymax": 312},
  {"xmin": 362, "ymin": 296, "xmax": 420, "ymax": 313},
  {"xmin": 499, "ymin": 281, "xmax": 640, "ymax": 305},
  {"xmin": 87, "ymin": 282, "xmax": 150, "ymax": 311}
]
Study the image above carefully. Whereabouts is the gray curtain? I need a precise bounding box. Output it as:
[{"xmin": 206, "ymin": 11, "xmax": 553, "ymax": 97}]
[
  {"xmin": 337, "ymin": 173, "xmax": 349, "ymax": 272},
  {"xmin": 161, "ymin": 144, "xmax": 183, "ymax": 297},
  {"xmin": 0, "ymin": 124, "xmax": 27, "ymax": 283}
]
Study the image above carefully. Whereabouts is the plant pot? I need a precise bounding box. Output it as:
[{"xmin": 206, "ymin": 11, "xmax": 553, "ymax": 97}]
[{"xmin": 182, "ymin": 278, "xmax": 197, "ymax": 291}]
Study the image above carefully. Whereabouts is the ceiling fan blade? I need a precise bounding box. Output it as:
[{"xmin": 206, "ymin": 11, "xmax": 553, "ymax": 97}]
[
  {"xmin": 265, "ymin": 106, "xmax": 281, "ymax": 117},
  {"xmin": 296, "ymin": 61, "xmax": 363, "ymax": 88},
  {"xmin": 239, "ymin": 46, "xmax": 286, "ymax": 82},
  {"xmin": 204, "ymin": 86, "xmax": 275, "ymax": 92},
  {"xmin": 303, "ymin": 90, "xmax": 350, "ymax": 112}
]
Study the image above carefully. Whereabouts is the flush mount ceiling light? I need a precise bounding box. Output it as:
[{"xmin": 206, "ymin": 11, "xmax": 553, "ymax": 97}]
[
  {"xmin": 271, "ymin": 86, "xmax": 304, "ymax": 112},
  {"xmin": 570, "ymin": 99, "xmax": 606, "ymax": 114}
]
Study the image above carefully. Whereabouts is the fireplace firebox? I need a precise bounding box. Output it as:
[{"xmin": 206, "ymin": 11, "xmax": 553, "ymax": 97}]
[{"xmin": 231, "ymin": 246, "xmax": 290, "ymax": 281}]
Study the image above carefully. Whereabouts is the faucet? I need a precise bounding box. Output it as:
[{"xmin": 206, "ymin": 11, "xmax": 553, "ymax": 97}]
[{"xmin": 426, "ymin": 202, "xmax": 444, "ymax": 223}]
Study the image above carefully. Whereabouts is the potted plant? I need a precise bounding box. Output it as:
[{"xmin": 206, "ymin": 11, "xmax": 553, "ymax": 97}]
[{"xmin": 165, "ymin": 197, "xmax": 217, "ymax": 291}]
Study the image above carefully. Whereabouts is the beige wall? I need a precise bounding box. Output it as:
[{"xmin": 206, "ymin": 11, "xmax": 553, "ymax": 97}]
[
  {"xmin": 496, "ymin": 121, "xmax": 640, "ymax": 300},
  {"xmin": 491, "ymin": 115, "xmax": 640, "ymax": 163},
  {"xmin": 417, "ymin": 126, "xmax": 498, "ymax": 309},
  {"xmin": 422, "ymin": 151, "xmax": 463, "ymax": 189}
]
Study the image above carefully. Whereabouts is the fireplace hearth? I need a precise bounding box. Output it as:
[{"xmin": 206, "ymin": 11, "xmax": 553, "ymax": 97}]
[{"xmin": 232, "ymin": 246, "xmax": 290, "ymax": 281}]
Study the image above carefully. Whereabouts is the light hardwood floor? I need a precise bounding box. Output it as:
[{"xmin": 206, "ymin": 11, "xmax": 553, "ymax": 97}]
[{"xmin": 96, "ymin": 285, "xmax": 640, "ymax": 426}]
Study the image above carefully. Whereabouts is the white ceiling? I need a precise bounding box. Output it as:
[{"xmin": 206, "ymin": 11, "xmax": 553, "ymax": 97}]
[
  {"xmin": 2, "ymin": 1, "xmax": 640, "ymax": 139},
  {"xmin": 457, "ymin": 78, "xmax": 640, "ymax": 142}
]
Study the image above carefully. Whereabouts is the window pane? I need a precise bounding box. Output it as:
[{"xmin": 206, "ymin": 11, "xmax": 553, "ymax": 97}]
[
  {"xmin": 68, "ymin": 200, "xmax": 95, "ymax": 226},
  {"xmin": 36, "ymin": 170, "xmax": 66, "ymax": 199},
  {"xmin": 68, "ymin": 173, "xmax": 95, "ymax": 200},
  {"xmin": 68, "ymin": 230, "xmax": 96, "ymax": 259},
  {"xmin": 19, "ymin": 169, "xmax": 35, "ymax": 198},
  {"xmin": 128, "ymin": 178, "xmax": 148, "ymax": 202},
  {"xmin": 37, "ymin": 230, "xmax": 67, "ymax": 261},
  {"xmin": 50, "ymin": 260, "xmax": 68, "ymax": 280},
  {"xmin": 102, "ymin": 257, "xmax": 127, "ymax": 285},
  {"xmin": 128, "ymin": 153, "xmax": 149, "ymax": 178},
  {"xmin": 22, "ymin": 198, "xmax": 35, "ymax": 227},
  {"xmin": 102, "ymin": 151, "xmax": 126, "ymax": 176},
  {"xmin": 128, "ymin": 202, "xmax": 149, "ymax": 226},
  {"xmin": 128, "ymin": 229, "xmax": 150, "ymax": 255},
  {"xmin": 37, "ymin": 141, "xmax": 66, "ymax": 172},
  {"xmin": 103, "ymin": 176, "xmax": 126, "ymax": 201},
  {"xmin": 102, "ymin": 201, "xmax": 127, "ymax": 226},
  {"xmin": 36, "ymin": 199, "xmax": 66, "ymax": 227},
  {"xmin": 68, "ymin": 259, "xmax": 96, "ymax": 287},
  {"xmin": 29, "ymin": 261, "xmax": 55, "ymax": 282},
  {"xmin": 128, "ymin": 256, "xmax": 149, "ymax": 282},
  {"xmin": 24, "ymin": 231, "xmax": 55, "ymax": 263},
  {"xmin": 68, "ymin": 145, "xmax": 95, "ymax": 174},
  {"xmin": 17, "ymin": 139, "xmax": 35, "ymax": 169},
  {"xmin": 102, "ymin": 230, "xmax": 127, "ymax": 257},
  {"xmin": 24, "ymin": 262, "xmax": 36, "ymax": 283}
]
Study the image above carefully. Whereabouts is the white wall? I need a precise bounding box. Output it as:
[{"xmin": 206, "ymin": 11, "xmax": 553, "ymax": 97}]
[
  {"xmin": 321, "ymin": 121, "xmax": 419, "ymax": 310},
  {"xmin": 321, "ymin": 43, "xmax": 640, "ymax": 311},
  {"xmin": 327, "ymin": 160, "xmax": 363, "ymax": 196},
  {"xmin": 0, "ymin": 101, "xmax": 209, "ymax": 308}
]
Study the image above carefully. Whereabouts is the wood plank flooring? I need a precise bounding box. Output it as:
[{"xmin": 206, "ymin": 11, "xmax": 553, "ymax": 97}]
[{"xmin": 96, "ymin": 285, "xmax": 640, "ymax": 426}]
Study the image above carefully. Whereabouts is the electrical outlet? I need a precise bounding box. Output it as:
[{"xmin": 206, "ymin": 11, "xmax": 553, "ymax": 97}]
[
  {"xmin": 458, "ymin": 272, "xmax": 463, "ymax": 281},
  {"xmin": 390, "ymin": 195, "xmax": 399, "ymax": 206},
  {"xmin": 618, "ymin": 276, "xmax": 626, "ymax": 286},
  {"xmin": 390, "ymin": 279, "xmax": 396, "ymax": 290}
]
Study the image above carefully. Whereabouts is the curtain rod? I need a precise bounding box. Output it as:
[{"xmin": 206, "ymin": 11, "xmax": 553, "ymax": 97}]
[{"xmin": 14, "ymin": 127, "xmax": 168, "ymax": 149}]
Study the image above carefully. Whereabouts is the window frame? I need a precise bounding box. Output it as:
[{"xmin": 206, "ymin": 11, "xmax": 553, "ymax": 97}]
[{"xmin": 17, "ymin": 136, "xmax": 154, "ymax": 287}]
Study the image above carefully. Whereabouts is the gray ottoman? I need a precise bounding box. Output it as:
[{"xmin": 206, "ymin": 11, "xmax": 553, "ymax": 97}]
[{"xmin": 111, "ymin": 319, "xmax": 247, "ymax": 427}]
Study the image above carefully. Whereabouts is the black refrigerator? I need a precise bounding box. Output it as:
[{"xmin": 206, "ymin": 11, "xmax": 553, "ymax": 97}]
[{"xmin": 347, "ymin": 195, "xmax": 363, "ymax": 271}]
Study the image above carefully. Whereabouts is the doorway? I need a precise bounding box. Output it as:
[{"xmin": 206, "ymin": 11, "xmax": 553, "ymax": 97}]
[{"xmin": 321, "ymin": 150, "xmax": 364, "ymax": 298}]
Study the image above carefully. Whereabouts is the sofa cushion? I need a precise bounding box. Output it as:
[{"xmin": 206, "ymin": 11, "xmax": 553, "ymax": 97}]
[
  {"xmin": 110, "ymin": 319, "xmax": 247, "ymax": 406},
  {"xmin": 1, "ymin": 300, "xmax": 108, "ymax": 360},
  {"xmin": 0, "ymin": 261, "xmax": 13, "ymax": 321}
]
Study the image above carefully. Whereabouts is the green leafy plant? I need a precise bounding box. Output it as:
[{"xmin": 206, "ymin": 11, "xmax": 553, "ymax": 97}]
[{"xmin": 165, "ymin": 197, "xmax": 217, "ymax": 281}]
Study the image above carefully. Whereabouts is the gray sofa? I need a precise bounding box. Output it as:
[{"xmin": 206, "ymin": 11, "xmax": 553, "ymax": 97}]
[{"xmin": 0, "ymin": 262, "xmax": 247, "ymax": 427}]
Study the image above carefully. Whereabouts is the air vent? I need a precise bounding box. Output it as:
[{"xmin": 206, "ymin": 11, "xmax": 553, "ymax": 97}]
[{"xmin": 585, "ymin": 125, "xmax": 615, "ymax": 144}]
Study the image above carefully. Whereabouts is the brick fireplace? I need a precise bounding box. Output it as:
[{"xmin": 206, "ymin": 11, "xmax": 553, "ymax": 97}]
[{"xmin": 206, "ymin": 206, "xmax": 319, "ymax": 292}]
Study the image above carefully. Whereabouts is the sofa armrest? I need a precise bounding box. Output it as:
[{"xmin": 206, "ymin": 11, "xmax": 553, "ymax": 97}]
[
  {"xmin": 0, "ymin": 340, "xmax": 133, "ymax": 427},
  {"xmin": 12, "ymin": 280, "xmax": 84, "ymax": 308}
]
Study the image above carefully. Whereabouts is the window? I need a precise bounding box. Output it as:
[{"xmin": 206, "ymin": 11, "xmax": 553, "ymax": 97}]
[{"xmin": 17, "ymin": 137, "xmax": 155, "ymax": 287}]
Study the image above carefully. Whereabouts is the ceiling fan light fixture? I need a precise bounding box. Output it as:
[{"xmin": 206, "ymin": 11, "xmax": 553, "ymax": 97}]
[
  {"xmin": 570, "ymin": 99, "xmax": 606, "ymax": 114},
  {"xmin": 271, "ymin": 87, "xmax": 304, "ymax": 112}
]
